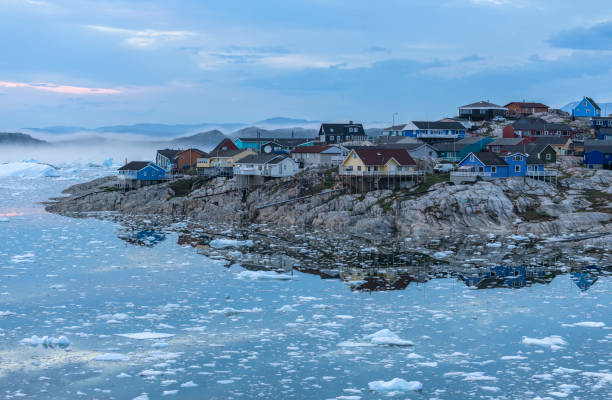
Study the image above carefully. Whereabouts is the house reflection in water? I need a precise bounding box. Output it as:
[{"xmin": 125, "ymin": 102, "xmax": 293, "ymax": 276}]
[
  {"xmin": 117, "ymin": 229, "xmax": 166, "ymax": 247},
  {"xmin": 570, "ymin": 266, "xmax": 601, "ymax": 291},
  {"xmin": 341, "ymin": 267, "xmax": 414, "ymax": 292},
  {"xmin": 459, "ymin": 266, "xmax": 557, "ymax": 289}
]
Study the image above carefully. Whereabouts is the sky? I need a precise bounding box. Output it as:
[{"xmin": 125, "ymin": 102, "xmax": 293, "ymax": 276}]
[{"xmin": 0, "ymin": 0, "xmax": 611, "ymax": 129}]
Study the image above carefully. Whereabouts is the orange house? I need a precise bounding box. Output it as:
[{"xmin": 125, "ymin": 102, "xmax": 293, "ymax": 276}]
[{"xmin": 176, "ymin": 148, "xmax": 207, "ymax": 172}]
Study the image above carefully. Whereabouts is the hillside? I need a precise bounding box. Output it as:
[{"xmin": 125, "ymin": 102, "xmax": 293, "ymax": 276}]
[
  {"xmin": 0, "ymin": 132, "xmax": 48, "ymax": 146},
  {"xmin": 169, "ymin": 130, "xmax": 227, "ymax": 148}
]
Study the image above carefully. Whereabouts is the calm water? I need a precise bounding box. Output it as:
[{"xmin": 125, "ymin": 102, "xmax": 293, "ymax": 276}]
[{"xmin": 0, "ymin": 167, "xmax": 611, "ymax": 399}]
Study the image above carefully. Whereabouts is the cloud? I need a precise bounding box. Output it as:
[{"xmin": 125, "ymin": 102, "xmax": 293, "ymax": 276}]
[
  {"xmin": 0, "ymin": 81, "xmax": 121, "ymax": 95},
  {"xmin": 548, "ymin": 21, "xmax": 612, "ymax": 50},
  {"xmin": 196, "ymin": 48, "xmax": 338, "ymax": 70},
  {"xmin": 88, "ymin": 25, "xmax": 194, "ymax": 48}
]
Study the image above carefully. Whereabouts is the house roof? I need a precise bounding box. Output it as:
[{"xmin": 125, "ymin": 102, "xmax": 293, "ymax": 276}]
[
  {"xmin": 352, "ymin": 148, "xmax": 416, "ymax": 166},
  {"xmin": 118, "ymin": 161, "xmax": 151, "ymax": 171},
  {"xmin": 458, "ymin": 101, "xmax": 506, "ymax": 110},
  {"xmin": 511, "ymin": 117, "xmax": 547, "ymax": 130},
  {"xmin": 466, "ymin": 152, "xmax": 508, "ymax": 166},
  {"xmin": 291, "ymin": 145, "xmax": 332, "ymax": 154},
  {"xmin": 489, "ymin": 138, "xmax": 525, "ymax": 146},
  {"xmin": 177, "ymin": 148, "xmax": 208, "ymax": 157},
  {"xmin": 382, "ymin": 124, "xmax": 409, "ymax": 131},
  {"xmin": 531, "ymin": 136, "xmax": 571, "ymax": 145},
  {"xmin": 319, "ymin": 123, "xmax": 366, "ymax": 136},
  {"xmin": 412, "ymin": 121, "xmax": 466, "ymax": 130},
  {"xmin": 378, "ymin": 143, "xmax": 430, "ymax": 151},
  {"xmin": 503, "ymin": 142, "xmax": 553, "ymax": 156},
  {"xmin": 585, "ymin": 97, "xmax": 601, "ymax": 111},
  {"xmin": 584, "ymin": 140, "xmax": 612, "ymax": 153},
  {"xmin": 238, "ymin": 137, "xmax": 314, "ymax": 147},
  {"xmin": 208, "ymin": 149, "xmax": 250, "ymax": 158},
  {"xmin": 236, "ymin": 154, "xmax": 288, "ymax": 165},
  {"xmin": 376, "ymin": 136, "xmax": 421, "ymax": 144},
  {"xmin": 210, "ymin": 138, "xmax": 238, "ymax": 154},
  {"xmin": 505, "ymin": 102, "xmax": 549, "ymax": 109},
  {"xmin": 156, "ymin": 149, "xmax": 181, "ymax": 159},
  {"xmin": 525, "ymin": 154, "xmax": 544, "ymax": 165}
]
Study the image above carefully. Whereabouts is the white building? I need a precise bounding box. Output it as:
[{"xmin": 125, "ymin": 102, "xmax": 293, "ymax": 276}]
[
  {"xmin": 233, "ymin": 154, "xmax": 299, "ymax": 178},
  {"xmin": 291, "ymin": 145, "xmax": 349, "ymax": 167}
]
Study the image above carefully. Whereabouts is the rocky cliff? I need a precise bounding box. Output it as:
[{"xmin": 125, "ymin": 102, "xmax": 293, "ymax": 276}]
[{"xmin": 45, "ymin": 167, "xmax": 612, "ymax": 242}]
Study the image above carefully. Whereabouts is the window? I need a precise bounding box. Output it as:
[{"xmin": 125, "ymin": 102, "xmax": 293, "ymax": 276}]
[
  {"xmin": 513, "ymin": 155, "xmax": 522, "ymax": 161},
  {"xmin": 515, "ymin": 165, "xmax": 521, "ymax": 172},
  {"xmin": 353, "ymin": 153, "xmax": 357, "ymax": 159},
  {"xmin": 330, "ymin": 135, "xmax": 335, "ymax": 141},
  {"xmin": 491, "ymin": 166, "xmax": 496, "ymax": 173},
  {"xmin": 330, "ymin": 128, "xmax": 334, "ymax": 133},
  {"xmin": 546, "ymin": 153, "xmax": 551, "ymax": 160},
  {"xmin": 357, "ymin": 166, "xmax": 362, "ymax": 171},
  {"xmin": 470, "ymin": 155, "xmax": 474, "ymax": 161}
]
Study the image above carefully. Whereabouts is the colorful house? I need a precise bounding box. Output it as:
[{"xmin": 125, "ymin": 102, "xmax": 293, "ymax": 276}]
[
  {"xmin": 531, "ymin": 136, "xmax": 572, "ymax": 156},
  {"xmin": 318, "ymin": 122, "xmax": 367, "ymax": 144},
  {"xmin": 196, "ymin": 148, "xmax": 257, "ymax": 177},
  {"xmin": 176, "ymin": 148, "xmax": 208, "ymax": 172},
  {"xmin": 591, "ymin": 117, "xmax": 612, "ymax": 132},
  {"xmin": 502, "ymin": 117, "xmax": 573, "ymax": 138},
  {"xmin": 291, "ymin": 145, "xmax": 349, "ymax": 167},
  {"xmin": 503, "ymin": 143, "xmax": 557, "ymax": 163},
  {"xmin": 458, "ymin": 101, "xmax": 507, "ymax": 121},
  {"xmin": 235, "ymin": 137, "xmax": 316, "ymax": 153},
  {"xmin": 487, "ymin": 137, "xmax": 530, "ymax": 153},
  {"xmin": 452, "ymin": 151, "xmax": 547, "ymax": 184},
  {"xmin": 432, "ymin": 136, "xmax": 493, "ymax": 162},
  {"xmin": 233, "ymin": 154, "xmax": 300, "ymax": 178},
  {"xmin": 597, "ymin": 128, "xmax": 612, "ymax": 141},
  {"xmin": 583, "ymin": 140, "xmax": 612, "ymax": 169},
  {"xmin": 210, "ymin": 138, "xmax": 238, "ymax": 154},
  {"xmin": 117, "ymin": 161, "xmax": 166, "ymax": 185},
  {"xmin": 155, "ymin": 149, "xmax": 180, "ymax": 172},
  {"xmin": 572, "ymin": 97, "xmax": 601, "ymax": 118},
  {"xmin": 340, "ymin": 148, "xmax": 418, "ymax": 176},
  {"xmin": 382, "ymin": 121, "xmax": 467, "ymax": 139},
  {"xmin": 505, "ymin": 102, "xmax": 549, "ymax": 117}
]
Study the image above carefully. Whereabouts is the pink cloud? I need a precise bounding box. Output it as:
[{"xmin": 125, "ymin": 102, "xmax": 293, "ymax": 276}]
[{"xmin": 0, "ymin": 80, "xmax": 121, "ymax": 95}]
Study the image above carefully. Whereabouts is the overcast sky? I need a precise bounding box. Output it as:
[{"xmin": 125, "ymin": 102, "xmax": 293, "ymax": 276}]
[{"xmin": 1, "ymin": 0, "xmax": 611, "ymax": 129}]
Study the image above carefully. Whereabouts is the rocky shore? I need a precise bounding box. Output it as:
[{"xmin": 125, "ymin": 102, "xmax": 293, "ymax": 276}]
[{"xmin": 44, "ymin": 166, "xmax": 612, "ymax": 268}]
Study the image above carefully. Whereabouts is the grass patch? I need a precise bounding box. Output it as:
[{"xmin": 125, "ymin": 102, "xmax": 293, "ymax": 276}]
[
  {"xmin": 409, "ymin": 172, "xmax": 450, "ymax": 196},
  {"xmin": 169, "ymin": 179, "xmax": 195, "ymax": 198}
]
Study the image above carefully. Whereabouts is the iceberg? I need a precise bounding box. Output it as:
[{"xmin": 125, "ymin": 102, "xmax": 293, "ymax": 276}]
[
  {"xmin": 209, "ymin": 238, "xmax": 253, "ymax": 249},
  {"xmin": 20, "ymin": 335, "xmax": 70, "ymax": 348},
  {"xmin": 368, "ymin": 378, "xmax": 422, "ymax": 392},
  {"xmin": 0, "ymin": 162, "xmax": 58, "ymax": 178},
  {"xmin": 365, "ymin": 329, "xmax": 413, "ymax": 346}
]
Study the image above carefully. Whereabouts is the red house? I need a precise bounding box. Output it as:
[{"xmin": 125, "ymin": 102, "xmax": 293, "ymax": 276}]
[
  {"xmin": 176, "ymin": 148, "xmax": 208, "ymax": 172},
  {"xmin": 505, "ymin": 102, "xmax": 549, "ymax": 117}
]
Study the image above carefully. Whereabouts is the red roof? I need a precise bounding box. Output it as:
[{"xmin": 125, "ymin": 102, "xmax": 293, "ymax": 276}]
[
  {"xmin": 291, "ymin": 145, "xmax": 332, "ymax": 154},
  {"xmin": 353, "ymin": 148, "xmax": 416, "ymax": 166},
  {"xmin": 505, "ymin": 102, "xmax": 549, "ymax": 109}
]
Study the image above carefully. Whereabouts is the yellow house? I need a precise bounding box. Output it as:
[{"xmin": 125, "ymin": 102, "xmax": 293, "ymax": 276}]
[
  {"xmin": 340, "ymin": 148, "xmax": 418, "ymax": 175},
  {"xmin": 197, "ymin": 148, "xmax": 257, "ymax": 169},
  {"xmin": 532, "ymin": 137, "xmax": 572, "ymax": 156}
]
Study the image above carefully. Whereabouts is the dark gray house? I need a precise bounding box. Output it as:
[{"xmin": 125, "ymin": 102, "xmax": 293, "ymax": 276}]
[
  {"xmin": 318, "ymin": 122, "xmax": 367, "ymax": 144},
  {"xmin": 458, "ymin": 101, "xmax": 507, "ymax": 121}
]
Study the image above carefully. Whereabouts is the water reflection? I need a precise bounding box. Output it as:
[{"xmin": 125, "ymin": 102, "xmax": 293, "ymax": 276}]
[
  {"xmin": 570, "ymin": 266, "xmax": 602, "ymax": 291},
  {"xmin": 117, "ymin": 229, "xmax": 166, "ymax": 247}
]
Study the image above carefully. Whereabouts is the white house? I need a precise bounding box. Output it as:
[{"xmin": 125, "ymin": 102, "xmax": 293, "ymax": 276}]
[
  {"xmin": 291, "ymin": 145, "xmax": 349, "ymax": 167},
  {"xmin": 233, "ymin": 154, "xmax": 299, "ymax": 178}
]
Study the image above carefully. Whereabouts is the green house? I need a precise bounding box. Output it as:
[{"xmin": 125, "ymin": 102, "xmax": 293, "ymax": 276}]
[{"xmin": 433, "ymin": 136, "xmax": 493, "ymax": 162}]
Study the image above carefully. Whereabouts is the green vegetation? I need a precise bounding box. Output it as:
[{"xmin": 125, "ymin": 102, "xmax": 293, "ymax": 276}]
[
  {"xmin": 583, "ymin": 189, "xmax": 612, "ymax": 213},
  {"xmin": 169, "ymin": 179, "xmax": 195, "ymax": 198},
  {"xmin": 409, "ymin": 172, "xmax": 450, "ymax": 196}
]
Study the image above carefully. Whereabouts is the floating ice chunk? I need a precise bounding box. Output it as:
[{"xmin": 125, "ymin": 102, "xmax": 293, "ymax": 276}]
[
  {"xmin": 500, "ymin": 355, "xmax": 527, "ymax": 360},
  {"xmin": 209, "ymin": 238, "xmax": 253, "ymax": 249},
  {"xmin": 277, "ymin": 305, "xmax": 297, "ymax": 312},
  {"xmin": 116, "ymin": 373, "xmax": 131, "ymax": 378},
  {"xmin": 162, "ymin": 390, "xmax": 178, "ymax": 396},
  {"xmin": 368, "ymin": 378, "xmax": 422, "ymax": 392},
  {"xmin": 581, "ymin": 371, "xmax": 612, "ymax": 390},
  {"xmin": 180, "ymin": 381, "xmax": 198, "ymax": 388},
  {"xmin": 115, "ymin": 332, "xmax": 175, "ymax": 340},
  {"xmin": 209, "ymin": 307, "xmax": 262, "ymax": 317},
  {"xmin": 153, "ymin": 342, "xmax": 169, "ymax": 349},
  {"xmin": 562, "ymin": 321, "xmax": 605, "ymax": 328},
  {"xmin": 433, "ymin": 251, "xmax": 453, "ymax": 259},
  {"xmin": 20, "ymin": 335, "xmax": 70, "ymax": 348},
  {"xmin": 102, "ymin": 158, "xmax": 114, "ymax": 167},
  {"xmin": 522, "ymin": 335, "xmax": 567, "ymax": 350},
  {"xmin": 0, "ymin": 311, "xmax": 16, "ymax": 317},
  {"xmin": 138, "ymin": 370, "xmax": 164, "ymax": 377},
  {"xmin": 235, "ymin": 270, "xmax": 292, "ymax": 281},
  {"xmin": 406, "ymin": 353, "xmax": 423, "ymax": 359},
  {"xmin": 486, "ymin": 242, "xmax": 502, "ymax": 248},
  {"xmin": 337, "ymin": 340, "xmax": 376, "ymax": 348},
  {"xmin": 132, "ymin": 394, "xmax": 149, "ymax": 400},
  {"xmin": 444, "ymin": 371, "xmax": 497, "ymax": 381},
  {"xmin": 93, "ymin": 353, "xmax": 129, "ymax": 361},
  {"xmin": 365, "ymin": 329, "xmax": 413, "ymax": 346}
]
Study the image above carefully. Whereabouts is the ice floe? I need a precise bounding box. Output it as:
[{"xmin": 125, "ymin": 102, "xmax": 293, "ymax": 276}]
[
  {"xmin": 92, "ymin": 353, "xmax": 129, "ymax": 361},
  {"xmin": 522, "ymin": 335, "xmax": 567, "ymax": 350},
  {"xmin": 115, "ymin": 332, "xmax": 175, "ymax": 340},
  {"xmin": 368, "ymin": 378, "xmax": 422, "ymax": 392},
  {"xmin": 365, "ymin": 329, "xmax": 413, "ymax": 346},
  {"xmin": 20, "ymin": 335, "xmax": 70, "ymax": 348},
  {"xmin": 209, "ymin": 238, "xmax": 253, "ymax": 249},
  {"xmin": 209, "ymin": 307, "xmax": 262, "ymax": 317},
  {"xmin": 562, "ymin": 321, "xmax": 605, "ymax": 328},
  {"xmin": 235, "ymin": 270, "xmax": 293, "ymax": 280}
]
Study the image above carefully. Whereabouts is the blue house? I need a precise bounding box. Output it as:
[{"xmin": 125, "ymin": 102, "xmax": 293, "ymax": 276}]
[
  {"xmin": 572, "ymin": 97, "xmax": 601, "ymax": 118},
  {"xmin": 591, "ymin": 117, "xmax": 612, "ymax": 132},
  {"xmin": 596, "ymin": 128, "xmax": 612, "ymax": 141},
  {"xmin": 118, "ymin": 161, "xmax": 166, "ymax": 181},
  {"xmin": 583, "ymin": 140, "xmax": 612, "ymax": 169},
  {"xmin": 457, "ymin": 152, "xmax": 545, "ymax": 179}
]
